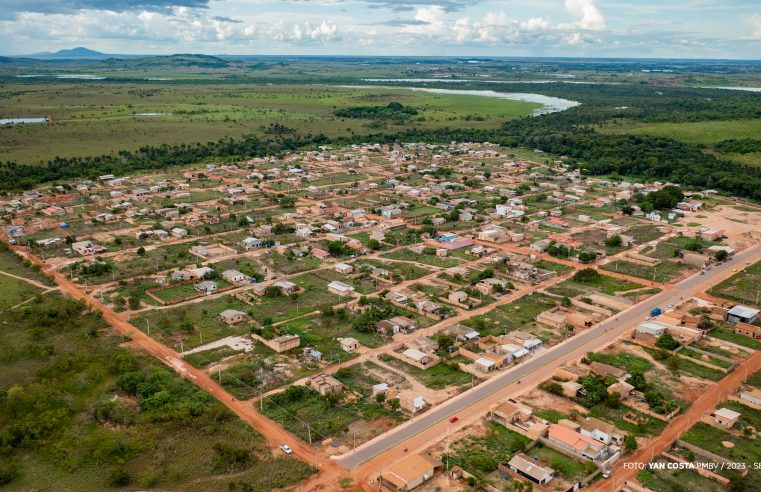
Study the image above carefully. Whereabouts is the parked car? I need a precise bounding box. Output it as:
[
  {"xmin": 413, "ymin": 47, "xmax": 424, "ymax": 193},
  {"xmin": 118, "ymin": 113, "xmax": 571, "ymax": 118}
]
[
  {"xmin": 449, "ymin": 416, "xmax": 459, "ymax": 423},
  {"xmin": 602, "ymin": 471, "xmax": 612, "ymax": 479},
  {"xmin": 280, "ymin": 444, "xmax": 293, "ymax": 455}
]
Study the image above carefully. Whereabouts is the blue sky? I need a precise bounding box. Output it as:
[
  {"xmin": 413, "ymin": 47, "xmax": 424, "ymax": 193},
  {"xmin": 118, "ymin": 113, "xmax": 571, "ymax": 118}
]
[{"xmin": 1, "ymin": 0, "xmax": 760, "ymax": 58}]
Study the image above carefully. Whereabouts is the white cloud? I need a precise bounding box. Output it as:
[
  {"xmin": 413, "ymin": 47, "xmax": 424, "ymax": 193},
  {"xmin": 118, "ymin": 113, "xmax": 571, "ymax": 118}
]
[
  {"xmin": 749, "ymin": 14, "xmax": 761, "ymax": 39},
  {"xmin": 564, "ymin": 0, "xmax": 606, "ymax": 30}
]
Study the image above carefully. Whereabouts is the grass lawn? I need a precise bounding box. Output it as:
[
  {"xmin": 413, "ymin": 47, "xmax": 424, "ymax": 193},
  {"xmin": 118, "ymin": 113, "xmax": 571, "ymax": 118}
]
[
  {"xmin": 152, "ymin": 279, "xmax": 231, "ymax": 302},
  {"xmin": 533, "ymin": 259, "xmax": 574, "ymax": 275},
  {"xmin": 443, "ymin": 422, "xmax": 531, "ymax": 480},
  {"xmin": 682, "ymin": 422, "xmax": 761, "ymax": 467},
  {"xmin": 709, "ymin": 324, "xmax": 761, "ymax": 350},
  {"xmin": 0, "ymin": 273, "xmax": 46, "ymax": 310},
  {"xmin": 265, "ymin": 253, "xmax": 322, "ymax": 275},
  {"xmin": 602, "ymin": 118, "xmax": 761, "ymax": 145},
  {"xmin": 261, "ymin": 385, "xmax": 402, "ymax": 442},
  {"xmin": 636, "ymin": 467, "xmax": 728, "ymax": 492},
  {"xmin": 183, "ymin": 346, "xmax": 242, "ymax": 368},
  {"xmin": 378, "ymin": 354, "xmax": 475, "ymax": 389},
  {"xmin": 462, "ymin": 292, "xmax": 562, "ymax": 342},
  {"xmin": 710, "ymin": 259, "xmax": 761, "ymax": 306},
  {"xmin": 547, "ymin": 273, "xmax": 642, "ymax": 298},
  {"xmin": 600, "ymin": 259, "xmax": 688, "ymax": 283},
  {"xmin": 381, "ymin": 248, "xmax": 463, "ymax": 268},
  {"xmin": 530, "ymin": 444, "xmax": 596, "ymax": 480},
  {"xmin": 358, "ymin": 258, "xmax": 433, "ymax": 280},
  {"xmin": 586, "ymin": 350, "xmax": 653, "ymax": 373}
]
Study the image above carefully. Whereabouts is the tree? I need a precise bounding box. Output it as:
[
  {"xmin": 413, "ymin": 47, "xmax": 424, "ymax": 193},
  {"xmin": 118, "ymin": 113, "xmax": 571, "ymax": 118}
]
[
  {"xmin": 624, "ymin": 435, "xmax": 638, "ymax": 451},
  {"xmin": 367, "ymin": 239, "xmax": 381, "ymax": 250},
  {"xmin": 605, "ymin": 234, "xmax": 622, "ymax": 247},
  {"xmin": 136, "ymin": 246, "xmax": 146, "ymax": 256},
  {"xmin": 715, "ymin": 249, "xmax": 729, "ymax": 261},
  {"xmin": 628, "ymin": 370, "xmax": 647, "ymax": 391},
  {"xmin": 573, "ymin": 268, "xmax": 601, "ymax": 283},
  {"xmin": 655, "ymin": 332, "xmax": 679, "ymax": 351},
  {"xmin": 606, "ymin": 391, "xmax": 621, "ymax": 408},
  {"xmin": 127, "ymin": 296, "xmax": 141, "ymax": 310},
  {"xmin": 338, "ymin": 477, "xmax": 353, "ymax": 492},
  {"xmin": 544, "ymin": 382, "xmax": 564, "ymax": 396}
]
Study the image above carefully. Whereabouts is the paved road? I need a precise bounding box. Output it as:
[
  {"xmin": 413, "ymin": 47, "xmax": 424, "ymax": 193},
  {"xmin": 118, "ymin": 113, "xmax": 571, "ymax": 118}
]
[{"xmin": 340, "ymin": 243, "xmax": 761, "ymax": 471}]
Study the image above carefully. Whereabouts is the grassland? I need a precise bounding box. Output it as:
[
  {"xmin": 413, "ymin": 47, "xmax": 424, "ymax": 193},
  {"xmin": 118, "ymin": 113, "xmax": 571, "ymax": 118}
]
[
  {"xmin": 0, "ymin": 82, "xmax": 539, "ymax": 164},
  {"xmin": 710, "ymin": 259, "xmax": 761, "ymax": 306},
  {"xmin": 378, "ymin": 354, "xmax": 475, "ymax": 389},
  {"xmin": 0, "ymin": 293, "xmax": 313, "ymax": 491},
  {"xmin": 601, "ymin": 119, "xmax": 761, "ymax": 145}
]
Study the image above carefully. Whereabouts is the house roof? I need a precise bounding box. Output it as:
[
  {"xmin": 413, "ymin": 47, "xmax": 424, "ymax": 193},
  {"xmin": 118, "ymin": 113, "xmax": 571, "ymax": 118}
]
[
  {"xmin": 507, "ymin": 453, "xmax": 553, "ymax": 483},
  {"xmin": 548, "ymin": 424, "xmax": 605, "ymax": 452},
  {"xmin": 220, "ymin": 309, "xmax": 246, "ymax": 318},
  {"xmin": 715, "ymin": 407, "xmax": 741, "ymax": 420},
  {"xmin": 728, "ymin": 305, "xmax": 760, "ymax": 318},
  {"xmin": 383, "ymin": 454, "xmax": 438, "ymax": 489}
]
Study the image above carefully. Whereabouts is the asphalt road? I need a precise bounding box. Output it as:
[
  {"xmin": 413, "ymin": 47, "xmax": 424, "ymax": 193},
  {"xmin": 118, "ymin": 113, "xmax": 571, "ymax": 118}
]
[{"xmin": 340, "ymin": 243, "xmax": 761, "ymax": 470}]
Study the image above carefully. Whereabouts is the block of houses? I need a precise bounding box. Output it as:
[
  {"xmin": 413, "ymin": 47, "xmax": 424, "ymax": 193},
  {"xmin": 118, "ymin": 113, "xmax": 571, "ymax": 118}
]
[
  {"xmin": 219, "ymin": 309, "xmax": 248, "ymax": 325},
  {"xmin": 340, "ymin": 337, "xmax": 359, "ymax": 353},
  {"xmin": 713, "ymin": 407, "xmax": 741, "ymax": 429},
  {"xmin": 503, "ymin": 453, "xmax": 554, "ymax": 486},
  {"xmin": 309, "ymin": 373, "xmax": 344, "ymax": 396},
  {"xmin": 505, "ymin": 330, "xmax": 542, "ymax": 351}
]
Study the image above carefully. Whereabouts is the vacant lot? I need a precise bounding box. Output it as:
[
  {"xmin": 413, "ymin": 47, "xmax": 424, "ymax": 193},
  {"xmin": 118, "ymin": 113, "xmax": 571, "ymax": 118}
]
[
  {"xmin": 378, "ymin": 354, "xmax": 475, "ymax": 389},
  {"xmin": 710, "ymin": 259, "xmax": 761, "ymax": 306}
]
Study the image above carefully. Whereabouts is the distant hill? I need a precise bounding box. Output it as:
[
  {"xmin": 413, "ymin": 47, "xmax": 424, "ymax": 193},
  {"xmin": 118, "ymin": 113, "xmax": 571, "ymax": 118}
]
[{"xmin": 28, "ymin": 47, "xmax": 110, "ymax": 59}]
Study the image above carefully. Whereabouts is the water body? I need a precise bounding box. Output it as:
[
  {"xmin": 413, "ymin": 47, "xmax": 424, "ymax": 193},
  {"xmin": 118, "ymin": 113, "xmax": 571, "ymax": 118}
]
[
  {"xmin": 17, "ymin": 74, "xmax": 106, "ymax": 80},
  {"xmin": 0, "ymin": 118, "xmax": 49, "ymax": 125},
  {"xmin": 340, "ymin": 85, "xmax": 580, "ymax": 115},
  {"xmin": 362, "ymin": 78, "xmax": 606, "ymax": 85},
  {"xmin": 703, "ymin": 86, "xmax": 761, "ymax": 93}
]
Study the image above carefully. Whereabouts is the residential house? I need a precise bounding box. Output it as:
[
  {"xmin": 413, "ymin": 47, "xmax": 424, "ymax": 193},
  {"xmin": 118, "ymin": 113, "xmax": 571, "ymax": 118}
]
[
  {"xmin": 401, "ymin": 348, "xmax": 435, "ymax": 367},
  {"xmin": 309, "ymin": 373, "xmax": 344, "ymax": 396},
  {"xmin": 194, "ymin": 280, "xmax": 218, "ymax": 294},
  {"xmin": 504, "ymin": 454, "xmax": 554, "ymax": 485},
  {"xmin": 448, "ymin": 323, "xmax": 480, "ymax": 342},
  {"xmin": 328, "ymin": 280, "xmax": 355, "ymax": 296},
  {"xmin": 335, "ymin": 262, "xmax": 354, "ymax": 274},
  {"xmin": 267, "ymin": 334, "xmax": 301, "ymax": 353},
  {"xmin": 713, "ymin": 408, "xmax": 741, "ymax": 429},
  {"xmin": 219, "ymin": 309, "xmax": 248, "ymax": 325},
  {"xmin": 547, "ymin": 423, "xmax": 608, "ymax": 461},
  {"xmin": 242, "ymin": 237, "xmax": 262, "ymax": 250},
  {"xmin": 221, "ymin": 269, "xmax": 249, "ymax": 284},
  {"xmin": 340, "ymin": 337, "xmax": 359, "ymax": 353},
  {"xmin": 727, "ymin": 305, "xmax": 760, "ymax": 324},
  {"xmin": 381, "ymin": 454, "xmax": 440, "ymax": 492}
]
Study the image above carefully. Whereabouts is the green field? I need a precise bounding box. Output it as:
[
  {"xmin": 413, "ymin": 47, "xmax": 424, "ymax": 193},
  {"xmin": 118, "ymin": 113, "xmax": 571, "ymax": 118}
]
[
  {"xmin": 0, "ymin": 82, "xmax": 539, "ymax": 164},
  {"xmin": 710, "ymin": 259, "xmax": 761, "ymax": 306},
  {"xmin": 602, "ymin": 119, "xmax": 761, "ymax": 145},
  {"xmin": 0, "ymin": 293, "xmax": 313, "ymax": 491}
]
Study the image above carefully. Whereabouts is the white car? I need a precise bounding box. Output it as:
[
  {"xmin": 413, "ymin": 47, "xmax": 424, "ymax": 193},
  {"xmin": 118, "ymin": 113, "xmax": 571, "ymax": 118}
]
[
  {"xmin": 602, "ymin": 471, "xmax": 612, "ymax": 479},
  {"xmin": 280, "ymin": 444, "xmax": 293, "ymax": 455}
]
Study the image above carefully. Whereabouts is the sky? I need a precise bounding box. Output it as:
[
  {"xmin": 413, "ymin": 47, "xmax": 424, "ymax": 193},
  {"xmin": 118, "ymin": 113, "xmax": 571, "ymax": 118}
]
[{"xmin": 1, "ymin": 0, "xmax": 761, "ymax": 58}]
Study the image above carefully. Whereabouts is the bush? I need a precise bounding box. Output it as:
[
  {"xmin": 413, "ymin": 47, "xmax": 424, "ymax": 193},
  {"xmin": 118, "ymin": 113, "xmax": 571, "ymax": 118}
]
[{"xmin": 108, "ymin": 468, "xmax": 130, "ymax": 487}]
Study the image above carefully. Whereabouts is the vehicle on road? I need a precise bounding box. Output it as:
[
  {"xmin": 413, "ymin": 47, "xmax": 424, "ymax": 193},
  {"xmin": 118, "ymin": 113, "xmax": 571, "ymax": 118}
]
[
  {"xmin": 602, "ymin": 471, "xmax": 612, "ymax": 479},
  {"xmin": 700, "ymin": 271, "xmax": 705, "ymax": 275},
  {"xmin": 449, "ymin": 416, "xmax": 459, "ymax": 423},
  {"xmin": 280, "ymin": 444, "xmax": 293, "ymax": 455}
]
